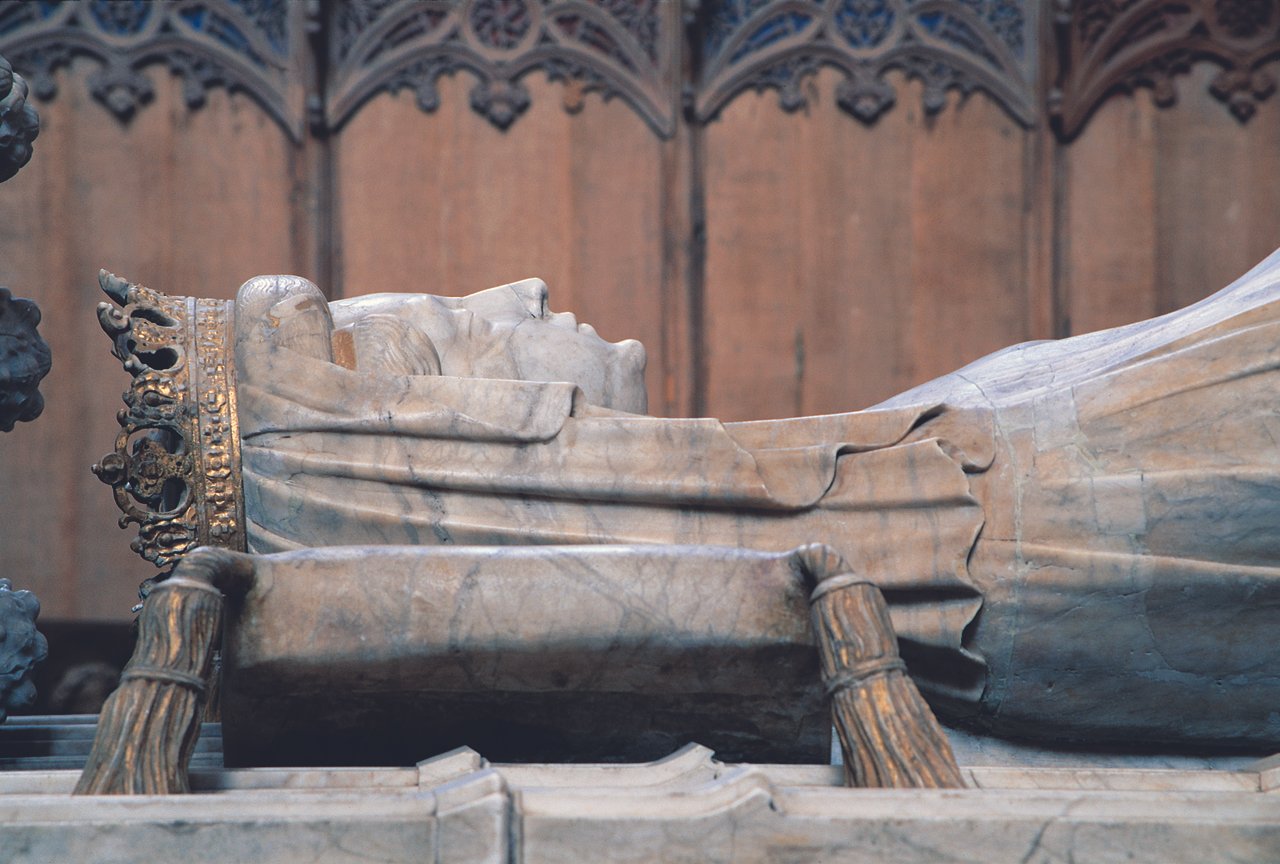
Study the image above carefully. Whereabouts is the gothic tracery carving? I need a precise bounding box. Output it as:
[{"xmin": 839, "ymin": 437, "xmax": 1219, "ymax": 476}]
[
  {"xmin": 0, "ymin": 0, "xmax": 303, "ymax": 140},
  {"xmin": 324, "ymin": 0, "xmax": 678, "ymax": 136},
  {"xmin": 693, "ymin": 0, "xmax": 1039, "ymax": 127},
  {"xmin": 1052, "ymin": 0, "xmax": 1280, "ymax": 137}
]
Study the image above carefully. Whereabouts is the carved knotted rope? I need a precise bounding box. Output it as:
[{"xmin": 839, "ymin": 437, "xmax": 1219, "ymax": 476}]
[
  {"xmin": 118, "ymin": 666, "xmax": 208, "ymax": 692},
  {"xmin": 798, "ymin": 544, "xmax": 964, "ymax": 789},
  {"xmin": 75, "ymin": 547, "xmax": 253, "ymax": 795},
  {"xmin": 821, "ymin": 657, "xmax": 908, "ymax": 697}
]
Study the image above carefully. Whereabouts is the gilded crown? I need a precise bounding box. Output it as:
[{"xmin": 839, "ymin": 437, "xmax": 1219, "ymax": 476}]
[{"xmin": 92, "ymin": 271, "xmax": 244, "ymax": 568}]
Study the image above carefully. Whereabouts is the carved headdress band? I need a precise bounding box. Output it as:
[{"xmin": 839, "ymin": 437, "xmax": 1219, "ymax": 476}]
[{"xmin": 93, "ymin": 271, "xmax": 244, "ymax": 567}]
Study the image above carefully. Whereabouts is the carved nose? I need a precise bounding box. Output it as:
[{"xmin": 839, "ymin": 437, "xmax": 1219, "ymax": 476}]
[{"xmin": 508, "ymin": 278, "xmax": 549, "ymax": 318}]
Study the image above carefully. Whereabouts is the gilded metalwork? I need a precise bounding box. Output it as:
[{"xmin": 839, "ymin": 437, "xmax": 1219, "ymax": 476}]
[
  {"xmin": 800, "ymin": 544, "xmax": 964, "ymax": 789},
  {"xmin": 93, "ymin": 271, "xmax": 245, "ymax": 568},
  {"xmin": 77, "ymin": 547, "xmax": 252, "ymax": 795}
]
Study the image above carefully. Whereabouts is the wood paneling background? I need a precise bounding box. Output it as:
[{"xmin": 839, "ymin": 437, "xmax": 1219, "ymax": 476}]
[
  {"xmin": 0, "ymin": 64, "xmax": 305, "ymax": 622},
  {"xmin": 1, "ymin": 1, "xmax": 1278, "ymax": 626},
  {"xmin": 333, "ymin": 74, "xmax": 671, "ymax": 413},
  {"xmin": 702, "ymin": 72, "xmax": 1044, "ymax": 420}
]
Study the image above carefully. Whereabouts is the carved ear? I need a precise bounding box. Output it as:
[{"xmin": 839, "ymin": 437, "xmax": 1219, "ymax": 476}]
[{"xmin": 347, "ymin": 314, "xmax": 442, "ymax": 377}]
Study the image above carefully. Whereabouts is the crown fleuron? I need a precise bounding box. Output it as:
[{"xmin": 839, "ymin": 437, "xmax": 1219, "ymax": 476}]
[{"xmin": 92, "ymin": 271, "xmax": 245, "ymax": 568}]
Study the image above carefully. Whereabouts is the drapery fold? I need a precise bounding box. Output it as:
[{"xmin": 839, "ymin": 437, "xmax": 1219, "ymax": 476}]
[{"xmin": 229, "ymin": 249, "xmax": 1280, "ymax": 744}]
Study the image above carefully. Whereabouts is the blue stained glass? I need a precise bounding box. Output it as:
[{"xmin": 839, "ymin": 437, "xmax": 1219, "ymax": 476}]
[
  {"xmin": 917, "ymin": 11, "xmax": 1001, "ymax": 68},
  {"xmin": 704, "ymin": 0, "xmax": 813, "ymax": 61},
  {"xmin": 730, "ymin": 12, "xmax": 814, "ymax": 63},
  {"xmin": 227, "ymin": 0, "xmax": 288, "ymax": 56},
  {"xmin": 180, "ymin": 7, "xmax": 262, "ymax": 66},
  {"xmin": 181, "ymin": 6, "xmax": 207, "ymax": 30},
  {"xmin": 834, "ymin": 0, "xmax": 895, "ymax": 49},
  {"xmin": 914, "ymin": 0, "xmax": 1025, "ymax": 60},
  {"xmin": 987, "ymin": 0, "xmax": 1025, "ymax": 59},
  {"xmin": 0, "ymin": 1, "xmax": 48, "ymax": 37}
]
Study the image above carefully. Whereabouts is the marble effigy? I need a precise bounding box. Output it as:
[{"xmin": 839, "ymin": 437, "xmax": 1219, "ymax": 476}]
[{"xmin": 96, "ymin": 248, "xmax": 1280, "ymax": 756}]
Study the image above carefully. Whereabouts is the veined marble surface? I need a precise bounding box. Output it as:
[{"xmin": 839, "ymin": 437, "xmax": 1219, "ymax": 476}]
[
  {"xmin": 226, "ymin": 249, "xmax": 1280, "ymax": 751},
  {"xmin": 222, "ymin": 544, "xmax": 830, "ymax": 765},
  {"xmin": 3, "ymin": 743, "xmax": 1278, "ymax": 863}
]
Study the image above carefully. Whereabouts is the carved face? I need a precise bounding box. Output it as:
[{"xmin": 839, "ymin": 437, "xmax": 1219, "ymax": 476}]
[{"xmin": 331, "ymin": 279, "xmax": 648, "ymax": 414}]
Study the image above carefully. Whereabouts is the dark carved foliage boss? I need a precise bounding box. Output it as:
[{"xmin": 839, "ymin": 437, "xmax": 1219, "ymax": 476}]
[
  {"xmin": 0, "ymin": 579, "xmax": 47, "ymax": 723},
  {"xmin": 0, "ymin": 52, "xmax": 38, "ymax": 182},
  {"xmin": 0, "ymin": 287, "xmax": 51, "ymax": 433}
]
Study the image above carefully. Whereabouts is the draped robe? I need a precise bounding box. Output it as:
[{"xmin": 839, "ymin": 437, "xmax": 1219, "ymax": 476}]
[{"xmin": 232, "ymin": 251, "xmax": 1280, "ymax": 747}]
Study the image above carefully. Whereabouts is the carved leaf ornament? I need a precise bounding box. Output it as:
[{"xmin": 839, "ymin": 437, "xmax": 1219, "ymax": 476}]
[
  {"xmin": 1, "ymin": 2, "xmax": 1275, "ymax": 145},
  {"xmin": 1052, "ymin": 0, "xmax": 1280, "ymax": 136},
  {"xmin": 0, "ymin": 0, "xmax": 302, "ymax": 140},
  {"xmin": 694, "ymin": 0, "xmax": 1039, "ymax": 126},
  {"xmin": 325, "ymin": 0, "xmax": 676, "ymax": 135}
]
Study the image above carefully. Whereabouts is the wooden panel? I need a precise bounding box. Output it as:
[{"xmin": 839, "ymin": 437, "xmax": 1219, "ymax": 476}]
[
  {"xmin": 0, "ymin": 62, "xmax": 300, "ymax": 621},
  {"xmin": 1155, "ymin": 63, "xmax": 1280, "ymax": 313},
  {"xmin": 1059, "ymin": 87, "xmax": 1160, "ymax": 336},
  {"xmin": 702, "ymin": 70, "xmax": 1038, "ymax": 421},
  {"xmin": 1060, "ymin": 61, "xmax": 1280, "ymax": 338},
  {"xmin": 333, "ymin": 73, "xmax": 671, "ymax": 415}
]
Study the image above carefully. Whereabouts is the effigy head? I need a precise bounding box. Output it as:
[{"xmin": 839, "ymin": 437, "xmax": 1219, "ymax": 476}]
[
  {"xmin": 94, "ymin": 270, "xmax": 650, "ymax": 566},
  {"xmin": 329, "ymin": 278, "xmax": 649, "ymax": 414},
  {"xmin": 0, "ymin": 578, "xmax": 48, "ymax": 723},
  {"xmin": 0, "ymin": 287, "xmax": 52, "ymax": 432},
  {"xmin": 0, "ymin": 54, "xmax": 39, "ymax": 184}
]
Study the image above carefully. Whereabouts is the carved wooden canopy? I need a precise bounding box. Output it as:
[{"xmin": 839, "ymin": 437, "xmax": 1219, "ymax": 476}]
[
  {"xmin": 1052, "ymin": 0, "xmax": 1280, "ymax": 137},
  {"xmin": 0, "ymin": 1, "xmax": 1276, "ymax": 138}
]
